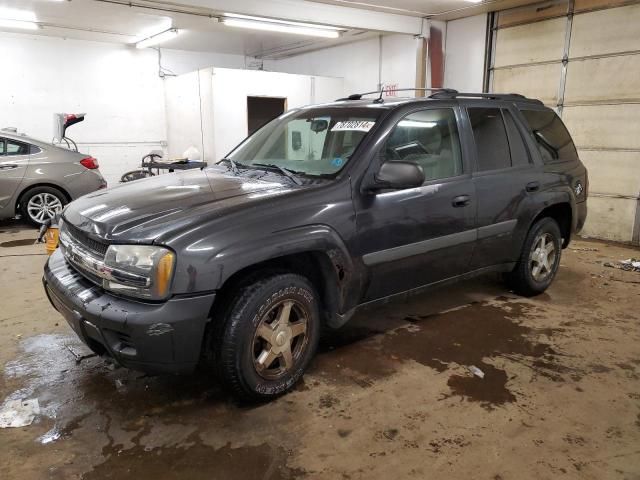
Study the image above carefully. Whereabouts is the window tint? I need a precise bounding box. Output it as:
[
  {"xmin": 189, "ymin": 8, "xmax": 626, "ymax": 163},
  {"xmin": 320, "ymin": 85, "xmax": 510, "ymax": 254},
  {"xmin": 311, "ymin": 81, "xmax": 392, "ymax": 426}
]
[
  {"xmin": 468, "ymin": 107, "xmax": 511, "ymax": 171},
  {"xmin": 503, "ymin": 110, "xmax": 530, "ymax": 167},
  {"xmin": 383, "ymin": 108, "xmax": 463, "ymax": 182},
  {"xmin": 6, "ymin": 141, "xmax": 29, "ymax": 156},
  {"xmin": 520, "ymin": 109, "xmax": 578, "ymax": 163}
]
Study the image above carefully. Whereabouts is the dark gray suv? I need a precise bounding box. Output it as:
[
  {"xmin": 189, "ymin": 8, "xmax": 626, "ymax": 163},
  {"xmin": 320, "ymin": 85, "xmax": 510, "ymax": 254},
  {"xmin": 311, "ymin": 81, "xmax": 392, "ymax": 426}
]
[{"xmin": 43, "ymin": 91, "xmax": 588, "ymax": 401}]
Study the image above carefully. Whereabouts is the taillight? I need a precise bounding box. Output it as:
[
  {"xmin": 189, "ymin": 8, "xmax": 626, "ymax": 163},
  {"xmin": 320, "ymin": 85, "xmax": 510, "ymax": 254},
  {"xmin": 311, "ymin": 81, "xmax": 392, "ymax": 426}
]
[{"xmin": 80, "ymin": 157, "xmax": 99, "ymax": 169}]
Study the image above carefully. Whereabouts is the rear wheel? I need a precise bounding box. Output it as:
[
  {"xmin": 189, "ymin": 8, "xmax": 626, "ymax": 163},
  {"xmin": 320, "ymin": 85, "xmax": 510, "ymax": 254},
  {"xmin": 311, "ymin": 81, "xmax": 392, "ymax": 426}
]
[
  {"xmin": 506, "ymin": 217, "xmax": 562, "ymax": 296},
  {"xmin": 19, "ymin": 186, "xmax": 67, "ymax": 227},
  {"xmin": 214, "ymin": 273, "xmax": 320, "ymax": 402}
]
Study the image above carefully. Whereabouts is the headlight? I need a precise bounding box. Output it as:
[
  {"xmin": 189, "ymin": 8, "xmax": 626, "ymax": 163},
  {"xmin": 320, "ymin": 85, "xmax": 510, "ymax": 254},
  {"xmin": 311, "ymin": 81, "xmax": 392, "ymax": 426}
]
[{"xmin": 103, "ymin": 245, "xmax": 175, "ymax": 300}]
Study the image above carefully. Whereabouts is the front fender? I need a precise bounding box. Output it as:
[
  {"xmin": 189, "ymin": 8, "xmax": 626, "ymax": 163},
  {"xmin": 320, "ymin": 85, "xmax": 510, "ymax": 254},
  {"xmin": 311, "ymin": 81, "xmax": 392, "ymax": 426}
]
[{"xmin": 212, "ymin": 224, "xmax": 355, "ymax": 289}]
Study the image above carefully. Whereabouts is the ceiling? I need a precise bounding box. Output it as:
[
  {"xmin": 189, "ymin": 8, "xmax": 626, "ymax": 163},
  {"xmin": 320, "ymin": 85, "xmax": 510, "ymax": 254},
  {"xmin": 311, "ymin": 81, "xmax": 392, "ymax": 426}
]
[{"xmin": 0, "ymin": 0, "xmax": 539, "ymax": 58}]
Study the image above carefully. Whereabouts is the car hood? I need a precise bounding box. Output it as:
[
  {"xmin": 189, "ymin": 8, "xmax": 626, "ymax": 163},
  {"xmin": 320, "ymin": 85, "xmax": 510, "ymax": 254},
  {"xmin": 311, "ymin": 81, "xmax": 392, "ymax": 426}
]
[{"xmin": 63, "ymin": 166, "xmax": 294, "ymax": 243}]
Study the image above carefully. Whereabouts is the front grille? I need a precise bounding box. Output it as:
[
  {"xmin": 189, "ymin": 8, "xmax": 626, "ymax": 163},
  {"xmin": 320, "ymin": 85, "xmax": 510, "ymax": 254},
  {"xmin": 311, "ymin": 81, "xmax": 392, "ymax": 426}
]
[
  {"xmin": 64, "ymin": 223, "xmax": 108, "ymax": 257},
  {"xmin": 59, "ymin": 222, "xmax": 109, "ymax": 287}
]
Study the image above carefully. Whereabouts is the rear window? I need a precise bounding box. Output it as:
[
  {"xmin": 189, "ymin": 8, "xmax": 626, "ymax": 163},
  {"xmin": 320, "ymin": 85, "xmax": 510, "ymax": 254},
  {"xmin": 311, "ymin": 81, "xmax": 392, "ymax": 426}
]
[{"xmin": 520, "ymin": 109, "xmax": 578, "ymax": 164}]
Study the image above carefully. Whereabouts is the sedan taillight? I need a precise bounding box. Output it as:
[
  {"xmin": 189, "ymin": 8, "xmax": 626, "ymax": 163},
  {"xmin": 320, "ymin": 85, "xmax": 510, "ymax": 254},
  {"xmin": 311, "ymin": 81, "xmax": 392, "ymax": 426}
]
[{"xmin": 80, "ymin": 157, "xmax": 99, "ymax": 169}]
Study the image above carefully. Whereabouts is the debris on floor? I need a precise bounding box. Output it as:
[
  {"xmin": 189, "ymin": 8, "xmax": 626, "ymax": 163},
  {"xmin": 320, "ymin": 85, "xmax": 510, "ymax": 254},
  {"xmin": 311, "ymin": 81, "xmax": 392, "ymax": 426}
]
[
  {"xmin": 0, "ymin": 398, "xmax": 40, "ymax": 428},
  {"xmin": 467, "ymin": 365, "xmax": 485, "ymax": 379},
  {"xmin": 603, "ymin": 258, "xmax": 640, "ymax": 272},
  {"xmin": 570, "ymin": 247, "xmax": 599, "ymax": 252}
]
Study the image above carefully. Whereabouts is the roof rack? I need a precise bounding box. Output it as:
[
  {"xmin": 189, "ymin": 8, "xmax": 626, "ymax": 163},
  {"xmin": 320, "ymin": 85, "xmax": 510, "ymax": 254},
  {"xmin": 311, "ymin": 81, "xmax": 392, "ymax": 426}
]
[
  {"xmin": 335, "ymin": 87, "xmax": 543, "ymax": 105},
  {"xmin": 428, "ymin": 91, "xmax": 543, "ymax": 105},
  {"xmin": 336, "ymin": 87, "xmax": 459, "ymax": 103}
]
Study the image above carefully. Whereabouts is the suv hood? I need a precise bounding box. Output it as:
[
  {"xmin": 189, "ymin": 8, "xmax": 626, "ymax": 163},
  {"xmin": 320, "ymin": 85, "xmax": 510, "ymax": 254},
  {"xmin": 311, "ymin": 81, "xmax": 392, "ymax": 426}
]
[{"xmin": 63, "ymin": 166, "xmax": 293, "ymax": 243}]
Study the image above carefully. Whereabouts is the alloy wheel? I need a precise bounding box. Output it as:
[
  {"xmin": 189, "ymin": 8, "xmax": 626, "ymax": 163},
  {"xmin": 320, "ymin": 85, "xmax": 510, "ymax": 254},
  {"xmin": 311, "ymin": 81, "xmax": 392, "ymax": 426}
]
[
  {"xmin": 27, "ymin": 193, "xmax": 63, "ymax": 224},
  {"xmin": 529, "ymin": 232, "xmax": 556, "ymax": 282},
  {"xmin": 252, "ymin": 299, "xmax": 309, "ymax": 380}
]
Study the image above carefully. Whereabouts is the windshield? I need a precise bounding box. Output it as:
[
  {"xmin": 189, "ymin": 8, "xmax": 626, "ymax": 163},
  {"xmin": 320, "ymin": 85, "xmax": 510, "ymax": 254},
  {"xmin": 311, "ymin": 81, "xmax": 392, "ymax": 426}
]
[{"xmin": 224, "ymin": 108, "xmax": 382, "ymax": 177}]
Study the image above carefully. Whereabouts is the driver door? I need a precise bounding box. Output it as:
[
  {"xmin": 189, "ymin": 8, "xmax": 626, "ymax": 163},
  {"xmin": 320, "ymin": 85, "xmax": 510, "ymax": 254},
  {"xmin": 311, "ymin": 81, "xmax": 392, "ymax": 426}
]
[{"xmin": 353, "ymin": 107, "xmax": 477, "ymax": 301}]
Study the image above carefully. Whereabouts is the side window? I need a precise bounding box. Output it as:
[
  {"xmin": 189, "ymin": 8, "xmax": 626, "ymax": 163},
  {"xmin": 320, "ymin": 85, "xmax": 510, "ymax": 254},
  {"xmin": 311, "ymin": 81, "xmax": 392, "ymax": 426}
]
[
  {"xmin": 0, "ymin": 139, "xmax": 5, "ymax": 155},
  {"xmin": 503, "ymin": 110, "xmax": 531, "ymax": 167},
  {"xmin": 468, "ymin": 107, "xmax": 511, "ymax": 171},
  {"xmin": 520, "ymin": 109, "xmax": 579, "ymax": 164},
  {"xmin": 6, "ymin": 140, "xmax": 29, "ymax": 156},
  {"xmin": 383, "ymin": 108, "xmax": 463, "ymax": 182}
]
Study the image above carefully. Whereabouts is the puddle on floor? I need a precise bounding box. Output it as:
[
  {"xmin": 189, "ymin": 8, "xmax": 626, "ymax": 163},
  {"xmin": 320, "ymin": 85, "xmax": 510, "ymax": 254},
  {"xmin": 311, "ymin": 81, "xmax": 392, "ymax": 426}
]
[
  {"xmin": 314, "ymin": 299, "xmax": 567, "ymax": 410},
  {"xmin": 0, "ymin": 238, "xmax": 38, "ymax": 247},
  {"xmin": 85, "ymin": 439, "xmax": 303, "ymax": 480}
]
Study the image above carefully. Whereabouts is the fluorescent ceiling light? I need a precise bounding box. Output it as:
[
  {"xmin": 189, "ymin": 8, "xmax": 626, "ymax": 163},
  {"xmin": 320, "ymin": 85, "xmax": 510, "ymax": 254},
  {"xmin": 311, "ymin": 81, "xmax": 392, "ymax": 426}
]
[
  {"xmin": 398, "ymin": 120, "xmax": 437, "ymax": 128},
  {"xmin": 222, "ymin": 14, "xmax": 341, "ymax": 38},
  {"xmin": 132, "ymin": 17, "xmax": 173, "ymax": 43},
  {"xmin": 464, "ymin": 0, "xmax": 483, "ymax": 3},
  {"xmin": 0, "ymin": 7, "xmax": 37, "ymax": 22},
  {"xmin": 0, "ymin": 8, "xmax": 39, "ymax": 30},
  {"xmin": 135, "ymin": 28, "xmax": 180, "ymax": 49},
  {"xmin": 0, "ymin": 19, "xmax": 39, "ymax": 30}
]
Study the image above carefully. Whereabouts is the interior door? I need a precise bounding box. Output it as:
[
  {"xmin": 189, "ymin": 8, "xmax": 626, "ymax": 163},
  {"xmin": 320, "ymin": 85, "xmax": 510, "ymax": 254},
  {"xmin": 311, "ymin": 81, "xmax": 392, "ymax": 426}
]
[
  {"xmin": 353, "ymin": 107, "xmax": 476, "ymax": 301},
  {"xmin": 0, "ymin": 138, "xmax": 30, "ymax": 210}
]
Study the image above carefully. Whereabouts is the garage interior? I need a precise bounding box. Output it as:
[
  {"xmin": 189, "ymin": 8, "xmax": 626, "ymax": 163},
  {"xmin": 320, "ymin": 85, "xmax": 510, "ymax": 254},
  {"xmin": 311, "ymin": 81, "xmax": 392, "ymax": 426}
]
[{"xmin": 1, "ymin": 0, "xmax": 639, "ymax": 479}]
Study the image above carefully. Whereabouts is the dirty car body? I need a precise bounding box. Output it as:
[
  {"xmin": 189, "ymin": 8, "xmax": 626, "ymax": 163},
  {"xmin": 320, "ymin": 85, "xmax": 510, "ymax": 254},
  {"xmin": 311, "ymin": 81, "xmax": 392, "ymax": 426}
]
[{"xmin": 43, "ymin": 93, "xmax": 588, "ymax": 398}]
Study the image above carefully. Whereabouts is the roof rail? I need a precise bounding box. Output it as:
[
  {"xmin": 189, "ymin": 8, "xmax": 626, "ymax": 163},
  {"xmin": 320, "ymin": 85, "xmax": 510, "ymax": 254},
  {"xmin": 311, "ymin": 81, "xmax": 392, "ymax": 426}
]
[
  {"xmin": 336, "ymin": 87, "xmax": 459, "ymax": 103},
  {"xmin": 428, "ymin": 91, "xmax": 543, "ymax": 105}
]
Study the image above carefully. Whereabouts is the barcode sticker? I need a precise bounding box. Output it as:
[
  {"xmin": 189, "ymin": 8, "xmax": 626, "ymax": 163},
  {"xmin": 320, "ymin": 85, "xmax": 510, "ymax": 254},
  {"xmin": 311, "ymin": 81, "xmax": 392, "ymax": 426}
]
[{"xmin": 331, "ymin": 121, "xmax": 376, "ymax": 132}]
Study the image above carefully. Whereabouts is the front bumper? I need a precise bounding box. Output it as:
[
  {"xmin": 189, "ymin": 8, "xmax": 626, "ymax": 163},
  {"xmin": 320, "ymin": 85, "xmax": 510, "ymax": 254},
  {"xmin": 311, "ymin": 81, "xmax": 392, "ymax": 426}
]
[{"xmin": 43, "ymin": 249, "xmax": 215, "ymax": 374}]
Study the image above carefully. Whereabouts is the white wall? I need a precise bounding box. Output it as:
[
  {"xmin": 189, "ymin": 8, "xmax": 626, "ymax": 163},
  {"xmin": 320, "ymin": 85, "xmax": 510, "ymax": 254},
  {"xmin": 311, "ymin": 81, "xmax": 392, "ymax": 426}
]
[
  {"xmin": 264, "ymin": 34, "xmax": 417, "ymax": 97},
  {"xmin": 0, "ymin": 32, "xmax": 249, "ymax": 186},
  {"xmin": 444, "ymin": 14, "xmax": 488, "ymax": 92},
  {"xmin": 165, "ymin": 68, "xmax": 344, "ymax": 161}
]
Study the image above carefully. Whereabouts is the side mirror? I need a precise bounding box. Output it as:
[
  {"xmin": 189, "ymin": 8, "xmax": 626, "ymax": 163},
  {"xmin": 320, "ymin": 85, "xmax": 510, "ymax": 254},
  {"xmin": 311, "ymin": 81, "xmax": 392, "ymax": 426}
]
[{"xmin": 367, "ymin": 161, "xmax": 425, "ymax": 192}]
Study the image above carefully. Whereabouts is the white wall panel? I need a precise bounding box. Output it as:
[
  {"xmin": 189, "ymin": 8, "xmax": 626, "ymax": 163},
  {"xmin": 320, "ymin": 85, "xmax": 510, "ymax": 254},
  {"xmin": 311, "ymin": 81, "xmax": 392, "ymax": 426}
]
[
  {"xmin": 444, "ymin": 14, "xmax": 488, "ymax": 92},
  {"xmin": 579, "ymin": 150, "xmax": 640, "ymax": 198},
  {"xmin": 564, "ymin": 54, "xmax": 640, "ymax": 104},
  {"xmin": 494, "ymin": 18, "xmax": 566, "ymax": 67},
  {"xmin": 581, "ymin": 196, "xmax": 637, "ymax": 243},
  {"xmin": 562, "ymin": 104, "xmax": 640, "ymax": 150},
  {"xmin": 570, "ymin": 3, "xmax": 640, "ymax": 58},
  {"xmin": 0, "ymin": 32, "xmax": 250, "ymax": 186},
  {"xmin": 264, "ymin": 34, "xmax": 416, "ymax": 96},
  {"xmin": 493, "ymin": 63, "xmax": 560, "ymax": 105}
]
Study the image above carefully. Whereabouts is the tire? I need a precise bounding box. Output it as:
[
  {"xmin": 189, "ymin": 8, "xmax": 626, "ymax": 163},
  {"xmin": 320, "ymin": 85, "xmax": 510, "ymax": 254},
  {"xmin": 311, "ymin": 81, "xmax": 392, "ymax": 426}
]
[
  {"xmin": 19, "ymin": 186, "xmax": 67, "ymax": 227},
  {"xmin": 506, "ymin": 217, "xmax": 562, "ymax": 297},
  {"xmin": 120, "ymin": 170, "xmax": 154, "ymax": 183},
  {"xmin": 214, "ymin": 273, "xmax": 321, "ymax": 402}
]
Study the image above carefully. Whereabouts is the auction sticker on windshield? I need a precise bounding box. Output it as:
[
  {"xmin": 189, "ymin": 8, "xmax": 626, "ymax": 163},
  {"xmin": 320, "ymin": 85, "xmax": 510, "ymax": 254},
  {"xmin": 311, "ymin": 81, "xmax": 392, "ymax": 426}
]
[{"xmin": 331, "ymin": 121, "xmax": 376, "ymax": 132}]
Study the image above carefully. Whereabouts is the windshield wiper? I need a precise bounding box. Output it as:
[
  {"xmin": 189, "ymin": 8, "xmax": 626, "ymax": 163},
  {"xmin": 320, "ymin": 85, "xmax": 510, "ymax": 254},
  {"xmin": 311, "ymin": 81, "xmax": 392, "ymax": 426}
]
[
  {"xmin": 253, "ymin": 163, "xmax": 303, "ymax": 186},
  {"xmin": 220, "ymin": 158, "xmax": 239, "ymax": 174}
]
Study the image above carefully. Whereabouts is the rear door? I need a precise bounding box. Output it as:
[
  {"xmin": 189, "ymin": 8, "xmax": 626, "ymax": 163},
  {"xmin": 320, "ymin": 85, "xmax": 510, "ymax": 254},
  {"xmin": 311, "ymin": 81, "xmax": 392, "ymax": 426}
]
[
  {"xmin": 354, "ymin": 105, "xmax": 477, "ymax": 301},
  {"xmin": 465, "ymin": 103, "xmax": 543, "ymax": 269},
  {"xmin": 0, "ymin": 138, "xmax": 31, "ymax": 210}
]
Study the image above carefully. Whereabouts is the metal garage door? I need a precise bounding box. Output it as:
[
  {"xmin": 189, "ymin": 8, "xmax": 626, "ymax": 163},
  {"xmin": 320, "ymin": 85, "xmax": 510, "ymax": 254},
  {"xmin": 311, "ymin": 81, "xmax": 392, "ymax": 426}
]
[{"xmin": 487, "ymin": 0, "xmax": 640, "ymax": 244}]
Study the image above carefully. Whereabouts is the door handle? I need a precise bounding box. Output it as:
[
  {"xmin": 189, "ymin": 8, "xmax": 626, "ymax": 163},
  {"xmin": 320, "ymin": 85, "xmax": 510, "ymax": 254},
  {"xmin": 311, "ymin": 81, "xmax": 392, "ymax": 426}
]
[
  {"xmin": 452, "ymin": 194, "xmax": 471, "ymax": 207},
  {"xmin": 526, "ymin": 181, "xmax": 540, "ymax": 192},
  {"xmin": 0, "ymin": 164, "xmax": 18, "ymax": 171}
]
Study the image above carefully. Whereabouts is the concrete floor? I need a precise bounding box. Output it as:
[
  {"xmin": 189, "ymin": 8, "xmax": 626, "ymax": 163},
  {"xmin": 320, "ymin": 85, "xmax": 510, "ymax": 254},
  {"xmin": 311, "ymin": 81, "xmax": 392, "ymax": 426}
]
[{"xmin": 0, "ymin": 219, "xmax": 639, "ymax": 480}]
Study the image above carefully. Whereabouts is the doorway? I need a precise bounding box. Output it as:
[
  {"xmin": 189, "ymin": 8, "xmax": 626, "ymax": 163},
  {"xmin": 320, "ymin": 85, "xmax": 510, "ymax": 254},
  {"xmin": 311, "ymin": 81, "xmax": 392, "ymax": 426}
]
[{"xmin": 247, "ymin": 96, "xmax": 286, "ymax": 136}]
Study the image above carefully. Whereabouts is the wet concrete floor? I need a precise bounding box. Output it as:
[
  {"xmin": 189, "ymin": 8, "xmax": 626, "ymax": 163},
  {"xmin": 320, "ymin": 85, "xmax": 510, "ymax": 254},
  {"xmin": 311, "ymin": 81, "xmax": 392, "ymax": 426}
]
[{"xmin": 1, "ymin": 219, "xmax": 639, "ymax": 479}]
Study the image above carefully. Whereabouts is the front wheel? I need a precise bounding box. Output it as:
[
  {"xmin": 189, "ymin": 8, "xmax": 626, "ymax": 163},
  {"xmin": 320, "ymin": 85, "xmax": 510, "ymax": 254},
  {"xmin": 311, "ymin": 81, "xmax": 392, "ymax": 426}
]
[
  {"xmin": 214, "ymin": 273, "xmax": 321, "ymax": 402},
  {"xmin": 506, "ymin": 217, "xmax": 562, "ymax": 296},
  {"xmin": 20, "ymin": 186, "xmax": 67, "ymax": 227}
]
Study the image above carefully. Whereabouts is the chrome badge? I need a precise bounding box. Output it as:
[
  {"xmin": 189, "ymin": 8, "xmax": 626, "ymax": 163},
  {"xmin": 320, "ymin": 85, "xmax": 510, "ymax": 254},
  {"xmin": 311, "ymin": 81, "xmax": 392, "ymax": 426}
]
[{"xmin": 574, "ymin": 181, "xmax": 583, "ymax": 196}]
